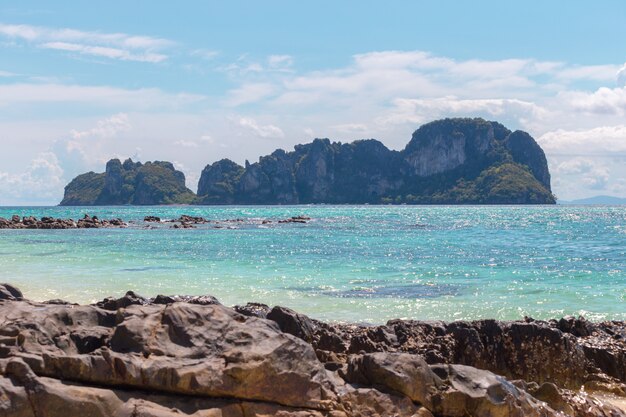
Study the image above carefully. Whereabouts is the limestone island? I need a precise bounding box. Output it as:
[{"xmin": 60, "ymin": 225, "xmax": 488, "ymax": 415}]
[{"xmin": 60, "ymin": 118, "xmax": 555, "ymax": 206}]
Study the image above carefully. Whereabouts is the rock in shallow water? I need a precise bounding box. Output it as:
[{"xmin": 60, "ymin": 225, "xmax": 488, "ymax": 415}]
[
  {"xmin": 0, "ymin": 215, "xmax": 127, "ymax": 229},
  {"xmin": 0, "ymin": 285, "xmax": 624, "ymax": 416},
  {"xmin": 0, "ymin": 284, "xmax": 23, "ymax": 301}
]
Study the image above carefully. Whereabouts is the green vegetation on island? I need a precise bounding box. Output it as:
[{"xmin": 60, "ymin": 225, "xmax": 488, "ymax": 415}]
[
  {"xmin": 60, "ymin": 118, "xmax": 555, "ymax": 205},
  {"xmin": 60, "ymin": 159, "xmax": 195, "ymax": 206}
]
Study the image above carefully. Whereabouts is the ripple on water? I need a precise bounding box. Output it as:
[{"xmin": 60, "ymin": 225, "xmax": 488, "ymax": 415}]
[
  {"xmin": 0, "ymin": 205, "xmax": 624, "ymax": 322},
  {"xmin": 293, "ymin": 282, "xmax": 463, "ymax": 299},
  {"xmin": 119, "ymin": 266, "xmax": 183, "ymax": 272}
]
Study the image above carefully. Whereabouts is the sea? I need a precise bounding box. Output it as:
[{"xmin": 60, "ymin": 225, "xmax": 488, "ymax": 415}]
[{"xmin": 0, "ymin": 205, "xmax": 624, "ymax": 324}]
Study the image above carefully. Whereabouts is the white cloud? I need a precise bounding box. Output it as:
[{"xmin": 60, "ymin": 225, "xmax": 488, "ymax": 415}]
[
  {"xmin": 556, "ymin": 158, "xmax": 609, "ymax": 190},
  {"xmin": 173, "ymin": 134, "xmax": 215, "ymax": 149},
  {"xmin": 238, "ymin": 117, "xmax": 284, "ymax": 138},
  {"xmin": 41, "ymin": 41, "xmax": 166, "ymax": 63},
  {"xmin": 221, "ymin": 54, "xmax": 294, "ymax": 76},
  {"xmin": 618, "ymin": 64, "xmax": 626, "ymax": 86},
  {"xmin": 172, "ymin": 161, "xmax": 197, "ymax": 191},
  {"xmin": 539, "ymin": 125, "xmax": 626, "ymax": 156},
  {"xmin": 0, "ymin": 70, "xmax": 17, "ymax": 77},
  {"xmin": 0, "ymin": 83, "xmax": 205, "ymax": 109},
  {"xmin": 555, "ymin": 158, "xmax": 598, "ymax": 175},
  {"xmin": 0, "ymin": 152, "xmax": 65, "ymax": 204},
  {"xmin": 378, "ymin": 97, "xmax": 547, "ymax": 128},
  {"xmin": 562, "ymin": 86, "xmax": 626, "ymax": 115},
  {"xmin": 331, "ymin": 123, "xmax": 369, "ymax": 133},
  {"xmin": 225, "ymin": 83, "xmax": 275, "ymax": 106},
  {"xmin": 0, "ymin": 23, "xmax": 172, "ymax": 63},
  {"xmin": 174, "ymin": 139, "xmax": 199, "ymax": 148},
  {"xmin": 190, "ymin": 49, "xmax": 219, "ymax": 60},
  {"xmin": 268, "ymin": 54, "xmax": 293, "ymax": 71},
  {"xmin": 70, "ymin": 113, "xmax": 130, "ymax": 139},
  {"xmin": 555, "ymin": 65, "xmax": 621, "ymax": 82}
]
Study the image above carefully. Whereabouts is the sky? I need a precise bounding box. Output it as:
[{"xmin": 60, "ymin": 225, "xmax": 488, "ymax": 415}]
[{"xmin": 1, "ymin": 1, "xmax": 625, "ymax": 204}]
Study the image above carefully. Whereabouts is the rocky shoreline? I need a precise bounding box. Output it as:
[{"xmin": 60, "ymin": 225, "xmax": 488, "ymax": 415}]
[
  {"xmin": 0, "ymin": 214, "xmax": 312, "ymax": 230},
  {"xmin": 0, "ymin": 284, "xmax": 625, "ymax": 416},
  {"xmin": 0, "ymin": 214, "xmax": 127, "ymax": 229}
]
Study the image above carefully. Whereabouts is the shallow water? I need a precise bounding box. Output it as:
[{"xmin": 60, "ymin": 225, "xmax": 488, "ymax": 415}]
[{"xmin": 0, "ymin": 205, "xmax": 624, "ymax": 323}]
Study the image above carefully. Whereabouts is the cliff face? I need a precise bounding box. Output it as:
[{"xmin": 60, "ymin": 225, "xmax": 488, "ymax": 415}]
[
  {"xmin": 504, "ymin": 130, "xmax": 551, "ymax": 190},
  {"xmin": 60, "ymin": 158, "xmax": 195, "ymax": 206},
  {"xmin": 195, "ymin": 118, "xmax": 555, "ymax": 204},
  {"xmin": 60, "ymin": 118, "xmax": 555, "ymax": 205},
  {"xmin": 403, "ymin": 118, "xmax": 496, "ymax": 176}
]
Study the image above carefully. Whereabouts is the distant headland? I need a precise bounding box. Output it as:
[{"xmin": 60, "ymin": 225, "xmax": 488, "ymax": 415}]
[{"xmin": 60, "ymin": 118, "xmax": 555, "ymax": 205}]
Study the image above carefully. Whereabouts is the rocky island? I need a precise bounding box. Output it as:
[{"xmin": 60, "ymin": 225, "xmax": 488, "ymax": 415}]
[
  {"xmin": 0, "ymin": 284, "xmax": 624, "ymax": 416},
  {"xmin": 60, "ymin": 159, "xmax": 196, "ymax": 206},
  {"xmin": 61, "ymin": 118, "xmax": 555, "ymax": 206}
]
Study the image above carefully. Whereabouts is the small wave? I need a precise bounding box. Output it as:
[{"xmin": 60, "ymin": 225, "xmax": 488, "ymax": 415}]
[
  {"xmin": 120, "ymin": 266, "xmax": 182, "ymax": 272},
  {"xmin": 290, "ymin": 282, "xmax": 463, "ymax": 299}
]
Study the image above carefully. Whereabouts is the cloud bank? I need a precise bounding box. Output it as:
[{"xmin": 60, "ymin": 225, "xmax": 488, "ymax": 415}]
[{"xmin": 0, "ymin": 25, "xmax": 624, "ymax": 203}]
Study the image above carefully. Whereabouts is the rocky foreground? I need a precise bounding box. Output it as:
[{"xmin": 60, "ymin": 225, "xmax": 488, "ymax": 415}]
[{"xmin": 0, "ymin": 284, "xmax": 625, "ymax": 417}]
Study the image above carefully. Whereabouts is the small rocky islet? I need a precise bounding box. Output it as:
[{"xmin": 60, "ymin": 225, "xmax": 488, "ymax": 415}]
[
  {"xmin": 0, "ymin": 284, "xmax": 625, "ymax": 416},
  {"xmin": 0, "ymin": 214, "xmax": 312, "ymax": 229},
  {"xmin": 60, "ymin": 118, "xmax": 556, "ymax": 206}
]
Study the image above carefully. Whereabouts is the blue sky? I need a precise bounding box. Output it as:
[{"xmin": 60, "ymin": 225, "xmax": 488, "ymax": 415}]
[{"xmin": 1, "ymin": 1, "xmax": 626, "ymax": 204}]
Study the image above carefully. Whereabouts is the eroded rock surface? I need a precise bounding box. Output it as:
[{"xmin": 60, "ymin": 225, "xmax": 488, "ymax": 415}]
[{"xmin": 0, "ymin": 284, "xmax": 624, "ymax": 417}]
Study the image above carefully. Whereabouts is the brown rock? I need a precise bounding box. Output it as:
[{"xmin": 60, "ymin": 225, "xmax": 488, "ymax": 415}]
[
  {"xmin": 429, "ymin": 364, "xmax": 555, "ymax": 417},
  {"xmin": 0, "ymin": 284, "xmax": 23, "ymax": 301},
  {"xmin": 267, "ymin": 306, "xmax": 317, "ymax": 343},
  {"xmin": 345, "ymin": 352, "xmax": 441, "ymax": 408},
  {"xmin": 1, "ymin": 285, "xmax": 625, "ymax": 417}
]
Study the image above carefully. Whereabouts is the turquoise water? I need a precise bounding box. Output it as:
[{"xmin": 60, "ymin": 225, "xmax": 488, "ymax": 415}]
[{"xmin": 0, "ymin": 206, "xmax": 624, "ymax": 323}]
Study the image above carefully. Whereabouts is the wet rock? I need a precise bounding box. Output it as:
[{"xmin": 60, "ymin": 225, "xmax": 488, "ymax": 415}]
[
  {"xmin": 43, "ymin": 299, "xmax": 77, "ymax": 305},
  {"xmin": 0, "ymin": 214, "xmax": 126, "ymax": 229},
  {"xmin": 144, "ymin": 216, "xmax": 161, "ymax": 222},
  {"xmin": 171, "ymin": 222, "xmax": 195, "ymax": 229},
  {"xmin": 0, "ymin": 284, "xmax": 23, "ymax": 301},
  {"xmin": 152, "ymin": 294, "xmax": 220, "ymax": 306},
  {"xmin": 279, "ymin": 215, "xmax": 311, "ymax": 224},
  {"xmin": 234, "ymin": 302, "xmax": 272, "ymax": 318},
  {"xmin": 95, "ymin": 290, "xmax": 148, "ymax": 310},
  {"xmin": 177, "ymin": 215, "xmax": 207, "ymax": 224}
]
